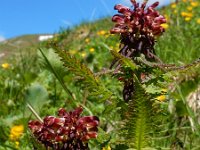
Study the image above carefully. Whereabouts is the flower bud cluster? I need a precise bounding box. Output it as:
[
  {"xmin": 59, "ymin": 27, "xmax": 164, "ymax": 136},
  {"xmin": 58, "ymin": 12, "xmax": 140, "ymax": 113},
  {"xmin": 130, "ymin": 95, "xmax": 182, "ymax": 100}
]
[
  {"xmin": 111, "ymin": 0, "xmax": 166, "ymax": 37},
  {"xmin": 110, "ymin": 0, "xmax": 166, "ymax": 61},
  {"xmin": 110, "ymin": 1, "xmax": 166, "ymax": 102},
  {"xmin": 28, "ymin": 107, "xmax": 99, "ymax": 150}
]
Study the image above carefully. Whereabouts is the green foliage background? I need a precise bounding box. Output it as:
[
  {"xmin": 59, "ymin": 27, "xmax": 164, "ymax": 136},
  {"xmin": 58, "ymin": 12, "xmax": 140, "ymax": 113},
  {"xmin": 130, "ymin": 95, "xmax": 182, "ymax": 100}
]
[{"xmin": 0, "ymin": 0, "xmax": 200, "ymax": 149}]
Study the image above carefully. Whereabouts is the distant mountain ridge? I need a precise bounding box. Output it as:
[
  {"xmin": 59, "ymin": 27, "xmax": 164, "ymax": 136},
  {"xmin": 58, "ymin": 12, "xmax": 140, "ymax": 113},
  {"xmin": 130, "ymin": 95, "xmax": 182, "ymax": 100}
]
[{"xmin": 0, "ymin": 34, "xmax": 53, "ymax": 62}]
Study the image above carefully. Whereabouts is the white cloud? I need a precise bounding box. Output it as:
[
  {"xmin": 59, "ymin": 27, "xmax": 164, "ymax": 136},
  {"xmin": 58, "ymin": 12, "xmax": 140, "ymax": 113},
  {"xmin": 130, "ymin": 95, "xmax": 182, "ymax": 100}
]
[
  {"xmin": 62, "ymin": 20, "xmax": 73, "ymax": 27},
  {"xmin": 0, "ymin": 35, "xmax": 6, "ymax": 42}
]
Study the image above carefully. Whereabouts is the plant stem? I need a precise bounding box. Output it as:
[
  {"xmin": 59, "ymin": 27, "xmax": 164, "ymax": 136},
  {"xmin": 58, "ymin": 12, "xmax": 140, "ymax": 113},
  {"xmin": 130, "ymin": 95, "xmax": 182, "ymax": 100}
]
[{"xmin": 27, "ymin": 103, "xmax": 43, "ymax": 123}]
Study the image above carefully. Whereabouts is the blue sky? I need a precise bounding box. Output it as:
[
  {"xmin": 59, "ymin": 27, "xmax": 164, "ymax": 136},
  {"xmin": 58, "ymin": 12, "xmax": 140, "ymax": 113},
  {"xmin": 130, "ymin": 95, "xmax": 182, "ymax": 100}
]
[{"xmin": 0, "ymin": 0, "xmax": 172, "ymax": 40}]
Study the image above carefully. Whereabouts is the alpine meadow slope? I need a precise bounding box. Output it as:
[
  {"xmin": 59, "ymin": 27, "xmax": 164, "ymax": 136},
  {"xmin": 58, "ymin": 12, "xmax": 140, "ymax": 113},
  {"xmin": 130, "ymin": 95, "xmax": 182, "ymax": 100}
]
[{"xmin": 0, "ymin": 0, "xmax": 200, "ymax": 149}]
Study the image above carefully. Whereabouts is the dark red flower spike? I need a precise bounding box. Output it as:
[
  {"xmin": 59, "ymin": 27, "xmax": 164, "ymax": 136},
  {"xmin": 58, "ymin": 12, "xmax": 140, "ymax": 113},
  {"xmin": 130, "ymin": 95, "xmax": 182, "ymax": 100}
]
[
  {"xmin": 28, "ymin": 107, "xmax": 99, "ymax": 150},
  {"xmin": 110, "ymin": 0, "xmax": 166, "ymax": 62},
  {"xmin": 110, "ymin": 0, "xmax": 166, "ymax": 102}
]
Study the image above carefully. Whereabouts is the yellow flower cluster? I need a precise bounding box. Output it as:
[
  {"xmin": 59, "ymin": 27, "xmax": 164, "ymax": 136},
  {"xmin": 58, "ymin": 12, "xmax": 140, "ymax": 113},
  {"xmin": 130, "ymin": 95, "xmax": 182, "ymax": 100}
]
[
  {"xmin": 80, "ymin": 48, "xmax": 95, "ymax": 58},
  {"xmin": 171, "ymin": 3, "xmax": 178, "ymax": 14},
  {"xmin": 180, "ymin": 1, "xmax": 199, "ymax": 22},
  {"xmin": 97, "ymin": 30, "xmax": 107, "ymax": 36},
  {"xmin": 181, "ymin": 12, "xmax": 193, "ymax": 17},
  {"xmin": 181, "ymin": 12, "xmax": 193, "ymax": 21},
  {"xmin": 1, "ymin": 63, "xmax": 10, "ymax": 69},
  {"xmin": 69, "ymin": 47, "xmax": 95, "ymax": 58},
  {"xmin": 191, "ymin": 1, "xmax": 199, "ymax": 7},
  {"xmin": 9, "ymin": 125, "xmax": 24, "ymax": 141}
]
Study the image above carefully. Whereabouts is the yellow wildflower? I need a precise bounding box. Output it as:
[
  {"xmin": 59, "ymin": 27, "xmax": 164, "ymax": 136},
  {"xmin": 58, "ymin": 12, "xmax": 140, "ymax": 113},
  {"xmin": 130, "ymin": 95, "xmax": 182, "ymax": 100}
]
[
  {"xmin": 81, "ymin": 52, "xmax": 86, "ymax": 58},
  {"xmin": 187, "ymin": 6, "xmax": 193, "ymax": 11},
  {"xmin": 102, "ymin": 146, "xmax": 111, "ymax": 150},
  {"xmin": 156, "ymin": 95, "xmax": 166, "ymax": 102},
  {"xmin": 182, "ymin": 0, "xmax": 187, "ymax": 2},
  {"xmin": 181, "ymin": 12, "xmax": 187, "ymax": 17},
  {"xmin": 181, "ymin": 12, "xmax": 193, "ymax": 17},
  {"xmin": 185, "ymin": 17, "xmax": 191, "ymax": 21},
  {"xmin": 89, "ymin": 48, "xmax": 95, "ymax": 53},
  {"xmin": 191, "ymin": 1, "xmax": 199, "ymax": 7},
  {"xmin": 9, "ymin": 125, "xmax": 24, "ymax": 141},
  {"xmin": 1, "ymin": 63, "xmax": 10, "ymax": 69},
  {"xmin": 197, "ymin": 18, "xmax": 200, "ymax": 24},
  {"xmin": 160, "ymin": 23, "xmax": 169, "ymax": 29},
  {"xmin": 171, "ymin": 3, "xmax": 176, "ymax": 9},
  {"xmin": 85, "ymin": 38, "xmax": 90, "ymax": 43},
  {"xmin": 97, "ymin": 30, "xmax": 106, "ymax": 36}
]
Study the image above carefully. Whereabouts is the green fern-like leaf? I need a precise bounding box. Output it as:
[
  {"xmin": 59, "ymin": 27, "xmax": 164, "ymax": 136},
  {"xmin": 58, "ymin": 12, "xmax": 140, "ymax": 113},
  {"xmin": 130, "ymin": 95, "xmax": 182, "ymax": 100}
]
[
  {"xmin": 53, "ymin": 46, "xmax": 113, "ymax": 102},
  {"xmin": 122, "ymin": 76, "xmax": 153, "ymax": 149}
]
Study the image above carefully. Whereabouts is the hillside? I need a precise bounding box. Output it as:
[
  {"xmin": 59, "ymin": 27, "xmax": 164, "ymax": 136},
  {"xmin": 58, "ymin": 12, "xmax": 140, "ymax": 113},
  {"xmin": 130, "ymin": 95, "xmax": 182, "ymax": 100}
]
[
  {"xmin": 0, "ymin": 1, "xmax": 200, "ymax": 149},
  {"xmin": 0, "ymin": 34, "xmax": 53, "ymax": 62}
]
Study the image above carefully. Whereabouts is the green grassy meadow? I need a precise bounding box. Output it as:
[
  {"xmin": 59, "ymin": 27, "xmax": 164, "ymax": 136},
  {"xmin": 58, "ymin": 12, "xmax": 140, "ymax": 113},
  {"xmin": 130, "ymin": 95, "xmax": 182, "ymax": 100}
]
[{"xmin": 0, "ymin": 0, "xmax": 200, "ymax": 149}]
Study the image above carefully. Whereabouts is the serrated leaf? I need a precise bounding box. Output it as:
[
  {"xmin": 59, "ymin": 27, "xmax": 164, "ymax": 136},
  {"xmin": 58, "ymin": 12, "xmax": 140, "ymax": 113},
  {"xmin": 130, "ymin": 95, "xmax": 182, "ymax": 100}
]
[
  {"xmin": 53, "ymin": 47, "xmax": 113, "ymax": 102},
  {"xmin": 121, "ymin": 75, "xmax": 153, "ymax": 149}
]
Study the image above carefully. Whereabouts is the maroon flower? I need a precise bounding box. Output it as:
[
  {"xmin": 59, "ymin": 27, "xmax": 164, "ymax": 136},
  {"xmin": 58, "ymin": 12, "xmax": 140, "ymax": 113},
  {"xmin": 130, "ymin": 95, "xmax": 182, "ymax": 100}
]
[
  {"xmin": 28, "ymin": 107, "xmax": 99, "ymax": 150},
  {"xmin": 110, "ymin": 0, "xmax": 166, "ymax": 62},
  {"xmin": 110, "ymin": 0, "xmax": 166, "ymax": 102}
]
